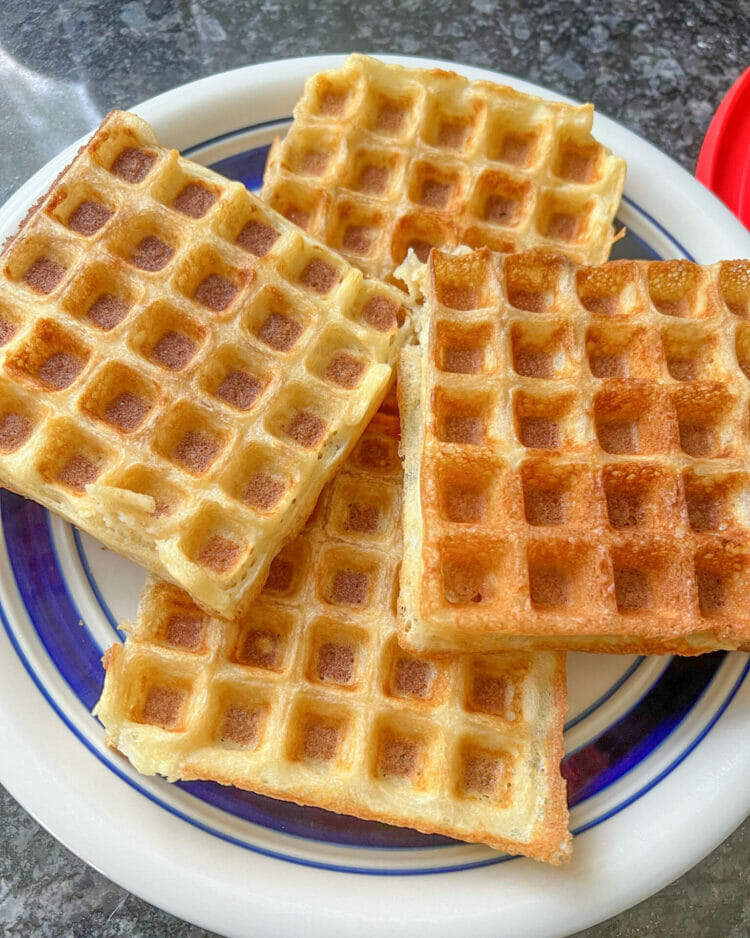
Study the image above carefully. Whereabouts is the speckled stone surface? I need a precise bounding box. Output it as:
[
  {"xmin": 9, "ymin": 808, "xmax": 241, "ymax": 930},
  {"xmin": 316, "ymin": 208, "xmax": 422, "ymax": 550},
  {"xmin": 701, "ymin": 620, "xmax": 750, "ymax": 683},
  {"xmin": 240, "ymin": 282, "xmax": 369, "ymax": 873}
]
[{"xmin": 0, "ymin": 1, "xmax": 748, "ymax": 935}]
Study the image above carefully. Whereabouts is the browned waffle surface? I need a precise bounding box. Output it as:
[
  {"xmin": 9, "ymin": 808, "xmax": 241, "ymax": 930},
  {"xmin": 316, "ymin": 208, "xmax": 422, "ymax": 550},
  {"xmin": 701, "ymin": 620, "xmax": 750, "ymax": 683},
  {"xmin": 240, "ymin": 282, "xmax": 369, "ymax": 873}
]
[
  {"xmin": 399, "ymin": 248, "xmax": 750, "ymax": 655},
  {"xmin": 0, "ymin": 110, "xmax": 412, "ymax": 618},
  {"xmin": 95, "ymin": 413, "xmax": 571, "ymax": 863},
  {"xmin": 261, "ymin": 54, "xmax": 626, "ymax": 282}
]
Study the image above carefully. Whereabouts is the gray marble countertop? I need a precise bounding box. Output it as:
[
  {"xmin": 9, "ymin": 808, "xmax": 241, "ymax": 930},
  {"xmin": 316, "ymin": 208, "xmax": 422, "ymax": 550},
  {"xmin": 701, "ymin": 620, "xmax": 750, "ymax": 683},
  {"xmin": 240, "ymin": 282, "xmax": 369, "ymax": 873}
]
[{"xmin": 0, "ymin": 1, "xmax": 748, "ymax": 935}]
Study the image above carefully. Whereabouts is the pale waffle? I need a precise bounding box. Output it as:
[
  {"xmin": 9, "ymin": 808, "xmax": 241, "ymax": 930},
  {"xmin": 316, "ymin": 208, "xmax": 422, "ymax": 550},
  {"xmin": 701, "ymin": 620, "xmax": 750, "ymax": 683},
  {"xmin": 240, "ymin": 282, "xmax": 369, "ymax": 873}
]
[
  {"xmin": 399, "ymin": 248, "xmax": 750, "ymax": 656},
  {"xmin": 0, "ymin": 110, "xmax": 411, "ymax": 619},
  {"xmin": 94, "ymin": 412, "xmax": 571, "ymax": 863},
  {"xmin": 261, "ymin": 54, "xmax": 626, "ymax": 283}
]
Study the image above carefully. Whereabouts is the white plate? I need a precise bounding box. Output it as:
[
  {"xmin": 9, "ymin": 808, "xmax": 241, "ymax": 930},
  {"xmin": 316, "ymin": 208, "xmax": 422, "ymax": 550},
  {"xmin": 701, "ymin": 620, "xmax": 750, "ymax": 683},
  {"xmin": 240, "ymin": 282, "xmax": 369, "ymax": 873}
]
[{"xmin": 0, "ymin": 54, "xmax": 749, "ymax": 938}]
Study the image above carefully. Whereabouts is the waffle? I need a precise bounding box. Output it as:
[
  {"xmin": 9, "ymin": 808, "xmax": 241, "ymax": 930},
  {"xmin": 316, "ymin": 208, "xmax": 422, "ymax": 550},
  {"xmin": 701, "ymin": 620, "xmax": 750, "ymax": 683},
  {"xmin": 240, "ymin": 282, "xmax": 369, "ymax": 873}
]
[
  {"xmin": 399, "ymin": 248, "xmax": 750, "ymax": 656},
  {"xmin": 0, "ymin": 110, "xmax": 412, "ymax": 619},
  {"xmin": 95, "ymin": 412, "xmax": 571, "ymax": 863},
  {"xmin": 261, "ymin": 54, "xmax": 626, "ymax": 284}
]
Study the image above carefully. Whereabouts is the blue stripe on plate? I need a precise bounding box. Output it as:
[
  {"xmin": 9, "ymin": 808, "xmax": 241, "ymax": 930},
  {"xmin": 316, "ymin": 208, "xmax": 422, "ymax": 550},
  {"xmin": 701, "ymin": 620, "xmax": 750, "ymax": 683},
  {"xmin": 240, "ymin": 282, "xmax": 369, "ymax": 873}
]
[
  {"xmin": 209, "ymin": 147, "xmax": 272, "ymax": 192},
  {"xmin": 619, "ymin": 193, "xmax": 695, "ymax": 262},
  {"xmin": 564, "ymin": 653, "xmax": 725, "ymax": 805},
  {"xmin": 4, "ymin": 496, "xmax": 102, "ymax": 709},
  {"xmin": 182, "ymin": 117, "xmax": 292, "ymax": 161},
  {"xmin": 564, "ymin": 657, "xmax": 644, "ymax": 732},
  {"xmin": 572, "ymin": 655, "xmax": 750, "ymax": 836},
  {"xmin": 71, "ymin": 528, "xmax": 119, "ymax": 632}
]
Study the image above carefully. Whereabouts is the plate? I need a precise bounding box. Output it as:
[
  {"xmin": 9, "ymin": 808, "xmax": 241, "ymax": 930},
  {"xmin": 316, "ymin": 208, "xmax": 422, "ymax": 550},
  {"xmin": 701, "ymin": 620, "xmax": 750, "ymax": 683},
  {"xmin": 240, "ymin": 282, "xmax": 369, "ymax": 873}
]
[{"xmin": 0, "ymin": 54, "xmax": 749, "ymax": 938}]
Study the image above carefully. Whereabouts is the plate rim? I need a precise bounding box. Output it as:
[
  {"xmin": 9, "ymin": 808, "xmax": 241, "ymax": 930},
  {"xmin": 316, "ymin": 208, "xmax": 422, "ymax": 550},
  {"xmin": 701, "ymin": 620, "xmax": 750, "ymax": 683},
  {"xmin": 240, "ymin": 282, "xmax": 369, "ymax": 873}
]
[{"xmin": 1, "ymin": 52, "xmax": 749, "ymax": 938}]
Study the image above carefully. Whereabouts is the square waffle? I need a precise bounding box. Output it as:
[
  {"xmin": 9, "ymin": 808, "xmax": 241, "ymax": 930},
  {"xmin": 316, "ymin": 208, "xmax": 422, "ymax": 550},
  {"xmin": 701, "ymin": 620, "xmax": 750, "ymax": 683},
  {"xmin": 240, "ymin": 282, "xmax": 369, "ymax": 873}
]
[
  {"xmin": 95, "ymin": 411, "xmax": 571, "ymax": 863},
  {"xmin": 0, "ymin": 110, "xmax": 411, "ymax": 619},
  {"xmin": 399, "ymin": 247, "xmax": 750, "ymax": 655},
  {"xmin": 261, "ymin": 53, "xmax": 626, "ymax": 282}
]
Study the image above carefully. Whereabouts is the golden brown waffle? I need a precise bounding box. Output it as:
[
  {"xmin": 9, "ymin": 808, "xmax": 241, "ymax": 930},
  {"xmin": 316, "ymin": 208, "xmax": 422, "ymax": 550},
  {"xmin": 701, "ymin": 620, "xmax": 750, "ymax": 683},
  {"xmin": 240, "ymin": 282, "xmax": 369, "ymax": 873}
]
[
  {"xmin": 0, "ymin": 110, "xmax": 412, "ymax": 618},
  {"xmin": 399, "ymin": 248, "xmax": 750, "ymax": 656},
  {"xmin": 261, "ymin": 54, "xmax": 626, "ymax": 282},
  {"xmin": 95, "ymin": 412, "xmax": 571, "ymax": 863}
]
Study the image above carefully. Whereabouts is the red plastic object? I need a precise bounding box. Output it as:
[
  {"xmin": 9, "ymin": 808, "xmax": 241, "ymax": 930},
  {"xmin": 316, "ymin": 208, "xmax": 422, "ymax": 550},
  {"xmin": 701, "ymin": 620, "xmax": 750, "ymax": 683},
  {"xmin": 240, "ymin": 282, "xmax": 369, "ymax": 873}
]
[{"xmin": 696, "ymin": 66, "xmax": 750, "ymax": 228}]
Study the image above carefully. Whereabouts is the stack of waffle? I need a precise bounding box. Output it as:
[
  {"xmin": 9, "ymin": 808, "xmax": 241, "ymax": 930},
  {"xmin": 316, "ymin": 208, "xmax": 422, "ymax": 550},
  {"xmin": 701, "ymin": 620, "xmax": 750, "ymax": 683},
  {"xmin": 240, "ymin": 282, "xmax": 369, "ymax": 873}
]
[
  {"xmin": 0, "ymin": 109, "xmax": 410, "ymax": 618},
  {"xmin": 4, "ymin": 53, "xmax": 745, "ymax": 863}
]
